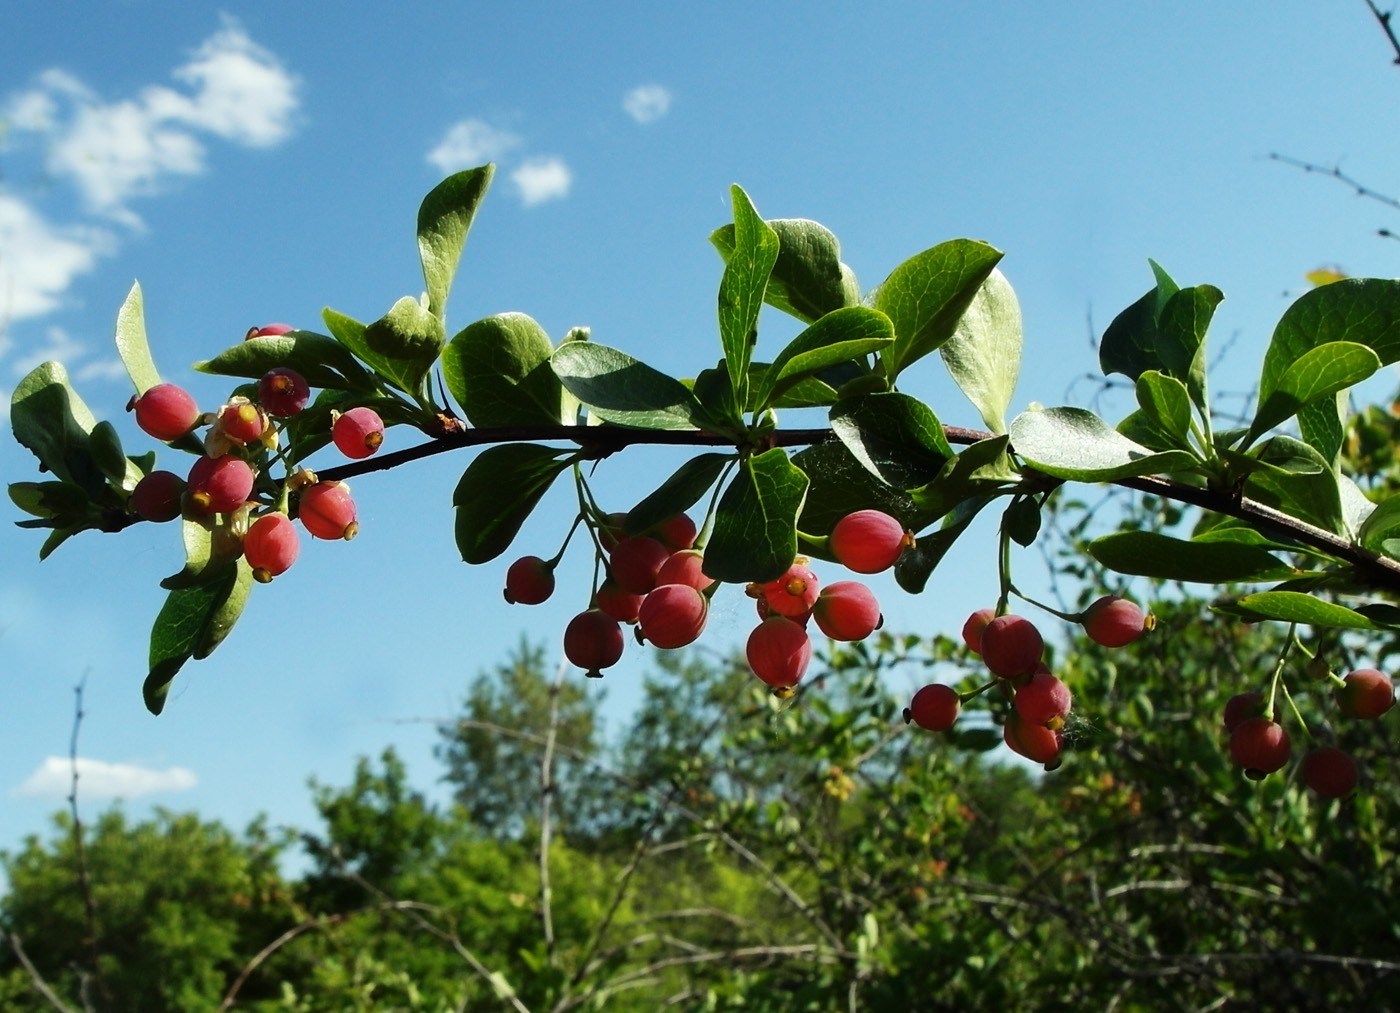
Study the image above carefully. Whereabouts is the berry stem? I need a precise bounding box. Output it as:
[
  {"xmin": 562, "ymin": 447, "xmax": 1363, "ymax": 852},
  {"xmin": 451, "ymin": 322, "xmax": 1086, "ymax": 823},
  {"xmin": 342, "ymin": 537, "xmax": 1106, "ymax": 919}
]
[
  {"xmin": 1263, "ymin": 623, "xmax": 1297, "ymax": 722},
  {"xmin": 1279, "ymin": 680, "xmax": 1312, "ymax": 744}
]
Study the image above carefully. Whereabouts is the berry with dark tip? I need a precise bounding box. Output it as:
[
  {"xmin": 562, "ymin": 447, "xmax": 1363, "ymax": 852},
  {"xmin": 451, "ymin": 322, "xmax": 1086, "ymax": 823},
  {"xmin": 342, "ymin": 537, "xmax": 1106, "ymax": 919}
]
[
  {"xmin": 830, "ymin": 509, "xmax": 911, "ymax": 573},
  {"xmin": 906, "ymin": 683, "xmax": 960, "ymax": 731},
  {"xmin": 1229, "ymin": 717, "xmax": 1291, "ymax": 780},
  {"xmin": 564, "ymin": 609, "xmax": 624, "ymax": 678},
  {"xmin": 1082, "ymin": 595, "xmax": 1148, "ymax": 648},
  {"xmin": 187, "ymin": 455, "xmax": 255, "ymax": 515},
  {"xmin": 979, "ymin": 614, "xmax": 1044, "ymax": 679},
  {"xmin": 130, "ymin": 383, "xmax": 200, "ymax": 441},
  {"xmin": 746, "ymin": 616, "xmax": 812, "ymax": 691},
  {"xmin": 812, "ymin": 581, "xmax": 882, "ymax": 642},
  {"xmin": 504, "ymin": 555, "xmax": 555, "ymax": 605},
  {"xmin": 637, "ymin": 583, "xmax": 709, "ymax": 649},
  {"xmin": 299, "ymin": 481, "xmax": 358, "ymax": 540},
  {"xmin": 243, "ymin": 512, "xmax": 300, "ymax": 582}
]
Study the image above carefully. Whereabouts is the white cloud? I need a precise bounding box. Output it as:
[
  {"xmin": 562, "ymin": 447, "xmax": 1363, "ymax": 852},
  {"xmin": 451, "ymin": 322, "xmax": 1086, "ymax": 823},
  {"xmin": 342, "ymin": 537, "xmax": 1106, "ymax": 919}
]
[
  {"xmin": 13, "ymin": 756, "xmax": 197, "ymax": 800},
  {"xmin": 512, "ymin": 157, "xmax": 572, "ymax": 207},
  {"xmin": 0, "ymin": 195, "xmax": 115, "ymax": 321},
  {"xmin": 426, "ymin": 118, "xmax": 522, "ymax": 175},
  {"xmin": 623, "ymin": 84, "xmax": 672, "ymax": 124},
  {"xmin": 5, "ymin": 17, "xmax": 299, "ymax": 223}
]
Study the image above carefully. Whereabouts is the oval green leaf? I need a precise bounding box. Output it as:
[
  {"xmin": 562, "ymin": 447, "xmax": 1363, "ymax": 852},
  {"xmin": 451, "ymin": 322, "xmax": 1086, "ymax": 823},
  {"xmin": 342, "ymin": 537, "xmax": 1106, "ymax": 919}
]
[{"xmin": 1010, "ymin": 406, "xmax": 1199, "ymax": 482}]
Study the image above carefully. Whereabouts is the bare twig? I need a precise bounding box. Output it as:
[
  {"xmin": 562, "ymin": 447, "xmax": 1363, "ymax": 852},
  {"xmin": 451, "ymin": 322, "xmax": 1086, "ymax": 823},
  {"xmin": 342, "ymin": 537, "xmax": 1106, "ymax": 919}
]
[
  {"xmin": 1267, "ymin": 152, "xmax": 1400, "ymax": 214},
  {"xmin": 66, "ymin": 676, "xmax": 110, "ymax": 1013},
  {"xmin": 537, "ymin": 660, "xmax": 565, "ymax": 965},
  {"xmin": 1366, "ymin": 0, "xmax": 1400, "ymax": 64},
  {"xmin": 6, "ymin": 934, "xmax": 81, "ymax": 1013}
]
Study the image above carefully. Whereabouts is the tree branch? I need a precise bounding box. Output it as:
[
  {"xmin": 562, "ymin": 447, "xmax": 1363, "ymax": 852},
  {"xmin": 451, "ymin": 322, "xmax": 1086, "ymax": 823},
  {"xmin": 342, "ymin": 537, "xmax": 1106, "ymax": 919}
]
[
  {"xmin": 65, "ymin": 676, "xmax": 110, "ymax": 1013},
  {"xmin": 537, "ymin": 660, "xmax": 564, "ymax": 966},
  {"xmin": 1366, "ymin": 0, "xmax": 1400, "ymax": 65},
  {"xmin": 6, "ymin": 934, "xmax": 81, "ymax": 1013}
]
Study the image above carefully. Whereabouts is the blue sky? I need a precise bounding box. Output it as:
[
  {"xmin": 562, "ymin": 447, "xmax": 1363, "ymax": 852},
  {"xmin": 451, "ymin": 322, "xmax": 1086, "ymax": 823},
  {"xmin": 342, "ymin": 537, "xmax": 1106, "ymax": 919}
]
[{"xmin": 3, "ymin": 1, "xmax": 1399, "ymax": 859}]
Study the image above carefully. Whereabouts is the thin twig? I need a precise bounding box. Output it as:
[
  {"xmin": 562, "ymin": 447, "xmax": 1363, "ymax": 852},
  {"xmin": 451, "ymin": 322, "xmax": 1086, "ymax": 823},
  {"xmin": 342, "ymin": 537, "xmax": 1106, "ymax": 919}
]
[
  {"xmin": 66, "ymin": 676, "xmax": 110, "ymax": 1013},
  {"xmin": 1268, "ymin": 152, "xmax": 1400, "ymax": 214},
  {"xmin": 1366, "ymin": 0, "xmax": 1400, "ymax": 64},
  {"xmin": 537, "ymin": 660, "xmax": 565, "ymax": 966},
  {"xmin": 6, "ymin": 934, "xmax": 81, "ymax": 1013}
]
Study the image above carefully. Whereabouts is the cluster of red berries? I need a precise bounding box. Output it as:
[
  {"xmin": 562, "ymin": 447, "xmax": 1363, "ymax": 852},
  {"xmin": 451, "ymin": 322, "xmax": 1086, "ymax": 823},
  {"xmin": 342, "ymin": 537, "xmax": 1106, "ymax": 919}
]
[
  {"xmin": 1224, "ymin": 667, "xmax": 1394, "ymax": 798},
  {"xmin": 504, "ymin": 508, "xmax": 913, "ymax": 688},
  {"xmin": 905, "ymin": 595, "xmax": 1150, "ymax": 770},
  {"xmin": 125, "ymin": 324, "xmax": 387, "ymax": 583}
]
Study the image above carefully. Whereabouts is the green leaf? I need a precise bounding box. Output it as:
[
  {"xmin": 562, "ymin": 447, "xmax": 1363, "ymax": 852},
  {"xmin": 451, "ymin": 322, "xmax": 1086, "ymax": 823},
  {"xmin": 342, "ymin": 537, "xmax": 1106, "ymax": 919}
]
[
  {"xmin": 114, "ymin": 281, "xmax": 161, "ymax": 394},
  {"xmin": 1009, "ymin": 406, "xmax": 1198, "ymax": 482},
  {"xmin": 909, "ymin": 436, "xmax": 1019, "ymax": 522},
  {"xmin": 703, "ymin": 448, "xmax": 809, "ymax": 583},
  {"xmin": 196, "ymin": 329, "xmax": 376, "ymax": 392},
  {"xmin": 362, "ymin": 295, "xmax": 447, "ymax": 396},
  {"xmin": 753, "ymin": 307, "xmax": 894, "ymax": 410},
  {"xmin": 1089, "ymin": 531, "xmax": 1293, "ymax": 583},
  {"xmin": 443, "ymin": 313, "xmax": 568, "ymax": 427},
  {"xmin": 551, "ymin": 343, "xmax": 705, "ymax": 430},
  {"xmin": 938, "ymin": 268, "xmax": 1021, "ymax": 434},
  {"xmin": 192, "ymin": 559, "xmax": 254, "ymax": 660},
  {"xmin": 1245, "ymin": 467, "xmax": 1346, "ymax": 537},
  {"xmin": 88, "ymin": 421, "xmax": 135, "ymax": 489},
  {"xmin": 1214, "ymin": 591, "xmax": 1386, "ymax": 631},
  {"xmin": 712, "ymin": 217, "xmax": 858, "ymax": 323},
  {"xmin": 894, "ymin": 496, "xmax": 992, "ymax": 593},
  {"xmin": 10, "ymin": 361, "xmax": 103, "ymax": 491},
  {"xmin": 1247, "ymin": 341, "xmax": 1380, "ymax": 445},
  {"xmin": 9, "ymin": 481, "xmax": 92, "ymax": 519},
  {"xmin": 1115, "ymin": 410, "xmax": 1186, "ymax": 454},
  {"xmin": 717, "ymin": 185, "xmax": 781, "ymax": 412},
  {"xmin": 624, "ymin": 453, "xmax": 734, "ymax": 536},
  {"xmin": 453, "ymin": 444, "xmax": 574, "ymax": 563},
  {"xmin": 1156, "ymin": 284, "xmax": 1223, "ymax": 410},
  {"xmin": 1003, "ymin": 496, "xmax": 1041, "ymax": 547},
  {"xmin": 1133, "ymin": 371, "xmax": 1193, "ymax": 450},
  {"xmin": 418, "ymin": 165, "xmax": 495, "ymax": 322},
  {"xmin": 876, "ymin": 240, "xmax": 1003, "ymax": 379},
  {"xmin": 144, "ymin": 565, "xmax": 242, "ymax": 715},
  {"xmin": 1358, "ymin": 493, "xmax": 1400, "ymax": 552},
  {"xmin": 160, "ymin": 515, "xmax": 241, "ymax": 590},
  {"xmin": 830, "ymin": 392, "xmax": 954, "ymax": 489},
  {"xmin": 1098, "ymin": 260, "xmax": 1179, "ymax": 382}
]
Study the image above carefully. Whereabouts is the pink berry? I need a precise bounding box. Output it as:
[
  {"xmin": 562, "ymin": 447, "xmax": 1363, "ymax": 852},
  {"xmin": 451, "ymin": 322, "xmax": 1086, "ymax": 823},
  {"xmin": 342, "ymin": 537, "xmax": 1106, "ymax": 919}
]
[
  {"xmin": 1335, "ymin": 669, "xmax": 1395, "ymax": 719},
  {"xmin": 214, "ymin": 399, "xmax": 267, "ymax": 446},
  {"xmin": 812, "ymin": 581, "xmax": 882, "ymax": 642},
  {"xmin": 129, "ymin": 383, "xmax": 200, "ymax": 441},
  {"xmin": 961, "ymin": 608, "xmax": 996, "ymax": 654},
  {"xmin": 906, "ymin": 683, "xmax": 960, "ymax": 731},
  {"xmin": 1222, "ymin": 692, "xmax": 1265, "ymax": 734},
  {"xmin": 746, "ymin": 616, "xmax": 812, "ymax": 692},
  {"xmin": 299, "ymin": 481, "xmax": 358, "ymax": 540},
  {"xmin": 758, "ymin": 560, "xmax": 820, "ymax": 618},
  {"xmin": 596, "ymin": 580, "xmax": 644, "ymax": 624},
  {"xmin": 332, "ymin": 407, "xmax": 385, "ymax": 460},
  {"xmin": 187, "ymin": 455, "xmax": 255, "ymax": 515},
  {"xmin": 243, "ymin": 512, "xmax": 300, "ymax": 582},
  {"xmin": 1082, "ymin": 595, "xmax": 1148, "ymax": 648},
  {"xmin": 609, "ymin": 536, "xmax": 670, "ymax": 595},
  {"xmin": 1228, "ymin": 717, "xmax": 1291, "ymax": 780},
  {"xmin": 654, "ymin": 514, "xmax": 697, "ymax": 552},
  {"xmin": 259, "ymin": 368, "xmax": 311, "ymax": 416},
  {"xmin": 654, "ymin": 549, "xmax": 714, "ymax": 592},
  {"xmin": 503, "ymin": 555, "xmax": 555, "ymax": 605},
  {"xmin": 979, "ymin": 614, "xmax": 1044, "ymax": 679},
  {"xmin": 830, "ymin": 509, "xmax": 911, "ymax": 573},
  {"xmin": 130, "ymin": 470, "xmax": 185, "ymax": 522},
  {"xmin": 564, "ymin": 609, "xmax": 624, "ymax": 678},
  {"xmin": 1003, "ymin": 711, "xmax": 1062, "ymax": 766},
  {"xmin": 1301, "ymin": 747, "xmax": 1359, "ymax": 799},
  {"xmin": 1013, "ymin": 670, "xmax": 1073, "ymax": 728},
  {"xmin": 637, "ymin": 583, "xmax": 709, "ymax": 649}
]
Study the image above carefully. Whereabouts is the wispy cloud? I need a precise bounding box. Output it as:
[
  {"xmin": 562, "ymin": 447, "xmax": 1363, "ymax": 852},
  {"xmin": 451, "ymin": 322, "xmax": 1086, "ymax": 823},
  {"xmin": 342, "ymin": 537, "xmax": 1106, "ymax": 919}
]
[
  {"xmin": 426, "ymin": 118, "xmax": 522, "ymax": 175},
  {"xmin": 13, "ymin": 756, "xmax": 197, "ymax": 800},
  {"xmin": 512, "ymin": 157, "xmax": 572, "ymax": 207},
  {"xmin": 623, "ymin": 84, "xmax": 672, "ymax": 125},
  {"xmin": 0, "ymin": 195, "xmax": 115, "ymax": 321}
]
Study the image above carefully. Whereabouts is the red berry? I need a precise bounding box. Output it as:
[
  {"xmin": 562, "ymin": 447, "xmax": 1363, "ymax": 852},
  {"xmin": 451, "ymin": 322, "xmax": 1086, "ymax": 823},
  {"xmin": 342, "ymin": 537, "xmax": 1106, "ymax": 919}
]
[
  {"xmin": 243, "ymin": 512, "xmax": 300, "ymax": 582},
  {"xmin": 813, "ymin": 581, "xmax": 882, "ymax": 642},
  {"xmin": 759, "ymin": 560, "xmax": 820, "ymax": 618},
  {"xmin": 1301, "ymin": 747, "xmax": 1359, "ymax": 799},
  {"xmin": 564, "ymin": 609, "xmax": 624, "ymax": 678},
  {"xmin": 609, "ymin": 536, "xmax": 670, "ymax": 595},
  {"xmin": 1013, "ymin": 670, "xmax": 1073, "ymax": 728},
  {"xmin": 654, "ymin": 514, "xmax": 697, "ymax": 551},
  {"xmin": 129, "ymin": 383, "xmax": 200, "ymax": 441},
  {"xmin": 187, "ymin": 455, "xmax": 255, "ymax": 515},
  {"xmin": 596, "ymin": 580, "xmax": 644, "ymax": 624},
  {"xmin": 746, "ymin": 616, "xmax": 812, "ymax": 692},
  {"xmin": 332, "ymin": 407, "xmax": 385, "ymax": 460},
  {"xmin": 259, "ymin": 368, "xmax": 310, "ymax": 416},
  {"xmin": 637, "ymin": 583, "xmax": 709, "ymax": 649},
  {"xmin": 907, "ymin": 683, "xmax": 960, "ymax": 731},
  {"xmin": 1228, "ymin": 717, "xmax": 1291, "ymax": 780},
  {"xmin": 1003, "ymin": 711, "xmax": 1063, "ymax": 766},
  {"xmin": 979, "ymin": 614, "xmax": 1043, "ymax": 679},
  {"xmin": 830, "ymin": 509, "xmax": 911, "ymax": 573},
  {"xmin": 130, "ymin": 470, "xmax": 185, "ymax": 522},
  {"xmin": 299, "ymin": 481, "xmax": 358, "ymax": 540},
  {"xmin": 246, "ymin": 322, "xmax": 295, "ymax": 339},
  {"xmin": 961, "ymin": 608, "xmax": 996, "ymax": 654},
  {"xmin": 1334, "ymin": 669, "xmax": 1395, "ymax": 719},
  {"xmin": 503, "ymin": 555, "xmax": 555, "ymax": 605},
  {"xmin": 1222, "ymin": 692, "xmax": 1265, "ymax": 733},
  {"xmin": 655, "ymin": 549, "xmax": 714, "ymax": 592},
  {"xmin": 214, "ymin": 399, "xmax": 267, "ymax": 446},
  {"xmin": 1082, "ymin": 595, "xmax": 1147, "ymax": 648}
]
